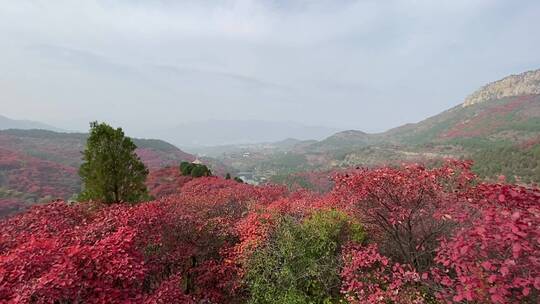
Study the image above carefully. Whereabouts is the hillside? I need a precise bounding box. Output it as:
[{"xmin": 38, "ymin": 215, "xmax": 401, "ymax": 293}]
[
  {"xmin": 383, "ymin": 94, "xmax": 540, "ymax": 145},
  {"xmin": 211, "ymin": 69, "xmax": 540, "ymax": 184},
  {"xmin": 0, "ymin": 129, "xmax": 195, "ymax": 217},
  {"xmin": 306, "ymin": 130, "xmax": 375, "ymax": 152},
  {"xmin": 2, "ymin": 68, "xmax": 539, "ymax": 213}
]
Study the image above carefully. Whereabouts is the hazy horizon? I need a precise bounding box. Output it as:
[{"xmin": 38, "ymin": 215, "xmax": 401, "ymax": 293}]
[{"xmin": 2, "ymin": 0, "xmax": 540, "ymax": 140}]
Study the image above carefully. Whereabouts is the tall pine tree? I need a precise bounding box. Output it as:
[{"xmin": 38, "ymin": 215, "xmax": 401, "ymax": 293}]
[{"xmin": 78, "ymin": 121, "xmax": 149, "ymax": 204}]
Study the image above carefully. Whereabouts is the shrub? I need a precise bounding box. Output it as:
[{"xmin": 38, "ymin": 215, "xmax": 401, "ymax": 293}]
[
  {"xmin": 180, "ymin": 162, "xmax": 212, "ymax": 177},
  {"xmin": 191, "ymin": 165, "xmax": 211, "ymax": 178},
  {"xmin": 0, "ymin": 178, "xmax": 285, "ymax": 303},
  {"xmin": 180, "ymin": 161, "xmax": 194, "ymax": 175},
  {"xmin": 433, "ymin": 183, "xmax": 540, "ymax": 303},
  {"xmin": 341, "ymin": 244, "xmax": 425, "ymax": 304},
  {"xmin": 244, "ymin": 209, "xmax": 365, "ymax": 304},
  {"xmin": 4, "ymin": 161, "xmax": 539, "ymax": 303},
  {"xmin": 332, "ymin": 160, "xmax": 474, "ymax": 272}
]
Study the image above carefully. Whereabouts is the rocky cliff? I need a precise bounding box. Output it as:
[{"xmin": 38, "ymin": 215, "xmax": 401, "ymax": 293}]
[{"xmin": 463, "ymin": 69, "xmax": 540, "ymax": 106}]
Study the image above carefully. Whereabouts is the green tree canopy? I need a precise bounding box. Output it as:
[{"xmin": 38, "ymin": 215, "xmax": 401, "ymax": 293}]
[
  {"xmin": 191, "ymin": 165, "xmax": 211, "ymax": 177},
  {"xmin": 180, "ymin": 161, "xmax": 194, "ymax": 176},
  {"xmin": 245, "ymin": 210, "xmax": 365, "ymax": 304},
  {"xmin": 78, "ymin": 121, "xmax": 149, "ymax": 204},
  {"xmin": 179, "ymin": 161, "xmax": 212, "ymax": 178}
]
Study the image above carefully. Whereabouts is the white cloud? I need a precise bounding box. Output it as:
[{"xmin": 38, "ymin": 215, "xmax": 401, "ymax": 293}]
[{"xmin": 0, "ymin": 0, "xmax": 539, "ymax": 135}]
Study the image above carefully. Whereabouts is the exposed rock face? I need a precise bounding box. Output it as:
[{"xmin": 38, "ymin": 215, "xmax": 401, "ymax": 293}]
[{"xmin": 463, "ymin": 69, "xmax": 540, "ymax": 107}]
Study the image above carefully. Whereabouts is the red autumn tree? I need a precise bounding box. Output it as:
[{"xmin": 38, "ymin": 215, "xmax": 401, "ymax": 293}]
[
  {"xmin": 0, "ymin": 177, "xmax": 286, "ymax": 303},
  {"xmin": 332, "ymin": 160, "xmax": 475, "ymax": 272},
  {"xmin": 433, "ymin": 183, "xmax": 540, "ymax": 303}
]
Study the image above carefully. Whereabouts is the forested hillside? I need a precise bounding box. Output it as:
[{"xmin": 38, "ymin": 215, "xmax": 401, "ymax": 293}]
[
  {"xmin": 208, "ymin": 70, "xmax": 540, "ymax": 186},
  {"xmin": 2, "ymin": 1, "xmax": 539, "ymax": 303},
  {"xmin": 0, "ymin": 129, "xmax": 195, "ymax": 217},
  {"xmin": 1, "ymin": 161, "xmax": 538, "ymax": 303}
]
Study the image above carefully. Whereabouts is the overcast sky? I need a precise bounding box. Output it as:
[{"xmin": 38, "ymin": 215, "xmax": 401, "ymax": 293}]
[{"xmin": 1, "ymin": 0, "xmax": 539, "ymax": 137}]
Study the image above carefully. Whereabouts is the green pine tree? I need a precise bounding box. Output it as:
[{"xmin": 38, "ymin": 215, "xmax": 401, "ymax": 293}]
[
  {"xmin": 78, "ymin": 121, "xmax": 149, "ymax": 204},
  {"xmin": 191, "ymin": 164, "xmax": 211, "ymax": 177},
  {"xmin": 180, "ymin": 161, "xmax": 194, "ymax": 175}
]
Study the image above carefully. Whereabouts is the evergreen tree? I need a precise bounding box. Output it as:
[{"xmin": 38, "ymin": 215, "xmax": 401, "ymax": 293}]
[
  {"xmin": 180, "ymin": 161, "xmax": 194, "ymax": 176},
  {"xmin": 191, "ymin": 164, "xmax": 211, "ymax": 177},
  {"xmin": 225, "ymin": 173, "xmax": 231, "ymax": 179},
  {"xmin": 180, "ymin": 161, "xmax": 212, "ymax": 178},
  {"xmin": 78, "ymin": 121, "xmax": 149, "ymax": 204}
]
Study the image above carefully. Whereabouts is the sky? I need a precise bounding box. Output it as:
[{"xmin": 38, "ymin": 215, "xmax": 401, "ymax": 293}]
[{"xmin": 1, "ymin": 0, "xmax": 540, "ymax": 138}]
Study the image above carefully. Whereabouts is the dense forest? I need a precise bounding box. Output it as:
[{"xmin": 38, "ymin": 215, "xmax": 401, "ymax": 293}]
[{"xmin": 1, "ymin": 159, "xmax": 538, "ymax": 303}]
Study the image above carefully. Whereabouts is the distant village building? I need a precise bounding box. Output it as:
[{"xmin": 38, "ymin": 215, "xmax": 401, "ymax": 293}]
[{"xmin": 237, "ymin": 171, "xmax": 258, "ymax": 185}]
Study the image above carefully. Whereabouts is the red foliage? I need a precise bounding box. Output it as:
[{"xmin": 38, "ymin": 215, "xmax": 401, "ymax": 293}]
[
  {"xmin": 341, "ymin": 244, "xmax": 424, "ymax": 304},
  {"xmin": 441, "ymin": 95, "xmax": 536, "ymax": 139},
  {"xmin": 433, "ymin": 183, "xmax": 540, "ymax": 303},
  {"xmin": 0, "ymin": 178, "xmax": 286, "ymax": 303},
  {"xmin": 0, "ymin": 203, "xmax": 147, "ymax": 303},
  {"xmin": 136, "ymin": 147, "xmax": 195, "ymax": 171},
  {"xmin": 273, "ymin": 170, "xmax": 335, "ymax": 193},
  {"xmin": 332, "ymin": 160, "xmax": 475, "ymax": 271},
  {"xmin": 146, "ymin": 166, "xmax": 193, "ymax": 198},
  {"xmin": 0, "ymin": 131, "xmax": 195, "ymax": 218},
  {"xmin": 143, "ymin": 274, "xmax": 195, "ymax": 303},
  {"xmin": 519, "ymin": 135, "xmax": 540, "ymax": 149},
  {"xmin": 0, "ymin": 148, "xmax": 79, "ymax": 201},
  {"xmin": 2, "ymin": 161, "xmax": 539, "ymax": 303}
]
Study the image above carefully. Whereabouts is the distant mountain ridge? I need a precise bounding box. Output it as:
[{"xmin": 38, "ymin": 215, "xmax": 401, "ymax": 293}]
[
  {"xmin": 0, "ymin": 115, "xmax": 64, "ymax": 132},
  {"xmin": 2, "ymin": 68, "xmax": 540, "ymax": 218},
  {"xmin": 463, "ymin": 68, "xmax": 540, "ymax": 106},
  {"xmin": 306, "ymin": 69, "xmax": 540, "ymax": 150},
  {"xmin": 213, "ymin": 69, "xmax": 540, "ymax": 185},
  {"xmin": 161, "ymin": 120, "xmax": 339, "ymax": 147},
  {"xmin": 0, "ymin": 129, "xmax": 194, "ymax": 169}
]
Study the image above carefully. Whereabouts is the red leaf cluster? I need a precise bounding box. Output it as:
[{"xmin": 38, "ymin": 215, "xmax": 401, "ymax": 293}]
[
  {"xmin": 433, "ymin": 183, "xmax": 540, "ymax": 303},
  {"xmin": 1, "ymin": 160, "xmax": 539, "ymax": 303},
  {"xmin": 332, "ymin": 160, "xmax": 475, "ymax": 271},
  {"xmin": 0, "ymin": 178, "xmax": 286, "ymax": 303},
  {"xmin": 441, "ymin": 95, "xmax": 536, "ymax": 139},
  {"xmin": 146, "ymin": 166, "xmax": 193, "ymax": 198},
  {"xmin": 341, "ymin": 244, "xmax": 424, "ymax": 304}
]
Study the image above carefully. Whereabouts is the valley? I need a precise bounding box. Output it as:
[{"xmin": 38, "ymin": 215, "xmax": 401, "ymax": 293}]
[
  {"xmin": 0, "ymin": 129, "xmax": 195, "ymax": 217},
  {"xmin": 2, "ymin": 69, "xmax": 540, "ymax": 217},
  {"xmin": 197, "ymin": 71, "xmax": 540, "ymax": 186},
  {"xmin": 2, "ymin": 2, "xmax": 540, "ymax": 302}
]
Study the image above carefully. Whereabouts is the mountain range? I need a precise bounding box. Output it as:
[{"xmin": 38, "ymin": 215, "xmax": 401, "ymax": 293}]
[
  {"xmin": 158, "ymin": 120, "xmax": 338, "ymax": 147},
  {"xmin": 209, "ymin": 69, "xmax": 540, "ymax": 185},
  {"xmin": 1, "ymin": 68, "xmax": 539, "ymax": 216},
  {"xmin": 0, "ymin": 114, "xmax": 338, "ymax": 148},
  {"xmin": 0, "ymin": 115, "xmax": 65, "ymax": 132}
]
